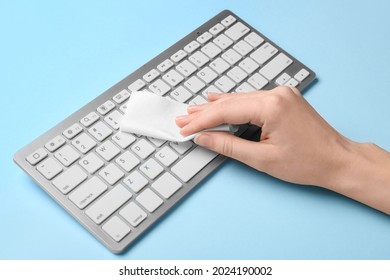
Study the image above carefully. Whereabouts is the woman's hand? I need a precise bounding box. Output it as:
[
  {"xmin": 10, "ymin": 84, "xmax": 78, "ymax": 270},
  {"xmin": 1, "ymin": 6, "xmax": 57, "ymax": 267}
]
[{"xmin": 176, "ymin": 87, "xmax": 390, "ymax": 214}]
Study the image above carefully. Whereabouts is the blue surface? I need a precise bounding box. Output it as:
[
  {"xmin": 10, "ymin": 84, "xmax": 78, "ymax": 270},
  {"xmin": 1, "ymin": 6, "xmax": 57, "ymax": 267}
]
[{"xmin": 1, "ymin": 0, "xmax": 390, "ymax": 259}]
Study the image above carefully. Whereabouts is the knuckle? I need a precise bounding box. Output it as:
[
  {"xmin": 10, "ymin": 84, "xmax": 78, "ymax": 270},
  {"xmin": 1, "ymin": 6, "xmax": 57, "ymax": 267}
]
[
  {"xmin": 264, "ymin": 87, "xmax": 297, "ymax": 114},
  {"xmin": 266, "ymin": 94, "xmax": 286, "ymax": 111},
  {"xmin": 219, "ymin": 136, "xmax": 234, "ymax": 157},
  {"xmin": 276, "ymin": 86, "xmax": 294, "ymax": 95}
]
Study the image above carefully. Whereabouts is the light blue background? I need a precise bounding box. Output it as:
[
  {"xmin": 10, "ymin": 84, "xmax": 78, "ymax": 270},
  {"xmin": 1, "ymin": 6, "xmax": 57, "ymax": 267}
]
[{"xmin": 1, "ymin": 0, "xmax": 390, "ymax": 259}]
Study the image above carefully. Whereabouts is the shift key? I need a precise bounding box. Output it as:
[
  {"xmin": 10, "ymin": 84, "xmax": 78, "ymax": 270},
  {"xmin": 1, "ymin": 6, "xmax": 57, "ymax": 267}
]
[
  {"xmin": 171, "ymin": 146, "xmax": 218, "ymax": 182},
  {"xmin": 86, "ymin": 184, "xmax": 132, "ymax": 224}
]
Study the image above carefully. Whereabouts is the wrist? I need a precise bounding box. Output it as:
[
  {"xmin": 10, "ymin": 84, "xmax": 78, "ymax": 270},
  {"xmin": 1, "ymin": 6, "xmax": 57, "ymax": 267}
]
[{"xmin": 325, "ymin": 140, "xmax": 390, "ymax": 214}]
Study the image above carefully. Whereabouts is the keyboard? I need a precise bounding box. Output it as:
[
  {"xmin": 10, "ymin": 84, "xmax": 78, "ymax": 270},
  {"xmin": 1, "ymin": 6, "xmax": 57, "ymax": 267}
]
[{"xmin": 14, "ymin": 10, "xmax": 316, "ymax": 253}]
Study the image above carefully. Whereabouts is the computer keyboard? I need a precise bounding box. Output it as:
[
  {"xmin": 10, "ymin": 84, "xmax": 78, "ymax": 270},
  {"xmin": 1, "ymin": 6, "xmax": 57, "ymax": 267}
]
[{"xmin": 14, "ymin": 10, "xmax": 316, "ymax": 253}]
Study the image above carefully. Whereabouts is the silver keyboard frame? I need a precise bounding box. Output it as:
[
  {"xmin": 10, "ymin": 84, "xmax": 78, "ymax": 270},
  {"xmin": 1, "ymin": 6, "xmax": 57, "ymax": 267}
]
[{"xmin": 14, "ymin": 10, "xmax": 316, "ymax": 253}]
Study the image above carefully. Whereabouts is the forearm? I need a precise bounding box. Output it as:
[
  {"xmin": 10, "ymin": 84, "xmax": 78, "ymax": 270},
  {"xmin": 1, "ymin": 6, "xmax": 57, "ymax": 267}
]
[{"xmin": 326, "ymin": 141, "xmax": 390, "ymax": 215}]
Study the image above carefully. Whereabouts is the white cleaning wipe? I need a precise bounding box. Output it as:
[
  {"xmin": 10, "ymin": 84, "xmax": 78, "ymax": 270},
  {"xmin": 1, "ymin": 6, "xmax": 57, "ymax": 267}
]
[{"xmin": 120, "ymin": 91, "xmax": 235, "ymax": 142}]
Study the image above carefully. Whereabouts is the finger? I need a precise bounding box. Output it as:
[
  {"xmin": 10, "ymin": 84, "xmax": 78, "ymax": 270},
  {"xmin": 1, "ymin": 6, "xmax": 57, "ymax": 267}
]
[
  {"xmin": 194, "ymin": 132, "xmax": 271, "ymax": 169},
  {"xmin": 187, "ymin": 103, "xmax": 207, "ymax": 113},
  {"xmin": 175, "ymin": 115, "xmax": 190, "ymax": 127},
  {"xmin": 175, "ymin": 111, "xmax": 201, "ymax": 128},
  {"xmin": 207, "ymin": 92, "xmax": 230, "ymax": 101},
  {"xmin": 181, "ymin": 94, "xmax": 264, "ymax": 136}
]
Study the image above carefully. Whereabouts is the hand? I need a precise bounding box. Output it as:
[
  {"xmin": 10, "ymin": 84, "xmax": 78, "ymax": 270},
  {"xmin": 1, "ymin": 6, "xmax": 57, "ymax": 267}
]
[
  {"xmin": 176, "ymin": 86, "xmax": 351, "ymax": 187},
  {"xmin": 176, "ymin": 87, "xmax": 390, "ymax": 214}
]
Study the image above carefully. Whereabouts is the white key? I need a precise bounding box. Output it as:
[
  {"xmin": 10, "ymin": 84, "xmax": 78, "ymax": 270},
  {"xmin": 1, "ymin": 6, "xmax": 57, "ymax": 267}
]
[
  {"xmin": 99, "ymin": 163, "xmax": 124, "ymax": 185},
  {"xmin": 239, "ymin": 57, "xmax": 259, "ymax": 74},
  {"xmin": 52, "ymin": 165, "xmax": 87, "ymax": 194},
  {"xmin": 128, "ymin": 79, "xmax": 146, "ymax": 92},
  {"xmin": 176, "ymin": 60, "xmax": 197, "ymax": 77},
  {"xmin": 213, "ymin": 34, "xmax": 233, "ymax": 50},
  {"xmin": 222, "ymin": 48, "xmax": 242, "ymax": 65},
  {"xmin": 171, "ymin": 49, "xmax": 187, "ymax": 62},
  {"xmin": 69, "ymin": 176, "xmax": 107, "ymax": 209},
  {"xmin": 113, "ymin": 89, "xmax": 130, "ymax": 104},
  {"xmin": 244, "ymin": 32, "xmax": 264, "ymax": 47},
  {"xmin": 233, "ymin": 40, "xmax": 253, "ymax": 56},
  {"xmin": 189, "ymin": 95, "xmax": 208, "ymax": 105},
  {"xmin": 235, "ymin": 82, "xmax": 255, "ymax": 93},
  {"xmin": 227, "ymin": 66, "xmax": 248, "ymax": 83},
  {"xmin": 221, "ymin": 15, "xmax": 236, "ymax": 27},
  {"xmin": 184, "ymin": 76, "xmax": 205, "ymax": 94},
  {"xmin": 88, "ymin": 121, "xmax": 112, "ymax": 141},
  {"xmin": 209, "ymin": 23, "xmax": 225, "ymax": 35},
  {"xmin": 26, "ymin": 148, "xmax": 47, "ymax": 165},
  {"xmin": 102, "ymin": 216, "xmax": 130, "ymax": 242},
  {"xmin": 248, "ymin": 73, "xmax": 269, "ymax": 90},
  {"xmin": 123, "ymin": 170, "xmax": 148, "ymax": 193},
  {"xmin": 157, "ymin": 59, "xmax": 174, "ymax": 72},
  {"xmin": 36, "ymin": 158, "xmax": 63, "ymax": 180},
  {"xmin": 119, "ymin": 102, "xmax": 128, "ymax": 113},
  {"xmin": 96, "ymin": 140, "xmax": 120, "ymax": 161},
  {"xmin": 45, "ymin": 135, "xmax": 66, "ymax": 152},
  {"xmin": 149, "ymin": 79, "xmax": 171, "ymax": 96},
  {"xmin": 286, "ymin": 78, "xmax": 299, "ymax": 87},
  {"xmin": 169, "ymin": 141, "xmax": 193, "ymax": 155},
  {"xmin": 143, "ymin": 69, "xmax": 160, "ymax": 83},
  {"xmin": 104, "ymin": 110, "xmax": 123, "ymax": 130},
  {"xmin": 147, "ymin": 137, "xmax": 166, "ymax": 147},
  {"xmin": 250, "ymin": 42, "xmax": 278, "ymax": 65},
  {"xmin": 184, "ymin": 40, "xmax": 200, "ymax": 53},
  {"xmin": 63, "ymin": 123, "xmax": 83, "ymax": 139},
  {"xmin": 171, "ymin": 146, "xmax": 218, "ymax": 182},
  {"xmin": 54, "ymin": 145, "xmax": 80, "ymax": 167},
  {"xmin": 275, "ymin": 73, "xmax": 291, "ymax": 86},
  {"xmin": 170, "ymin": 86, "xmax": 192, "ymax": 103},
  {"xmin": 140, "ymin": 158, "xmax": 164, "ymax": 179},
  {"xmin": 97, "ymin": 100, "xmax": 115, "ymax": 115},
  {"xmin": 189, "ymin": 51, "xmax": 210, "ymax": 67},
  {"xmin": 112, "ymin": 132, "xmax": 136, "ymax": 149},
  {"xmin": 197, "ymin": 31, "xmax": 212, "ymax": 44},
  {"xmin": 131, "ymin": 139, "xmax": 155, "ymax": 159},
  {"xmin": 136, "ymin": 188, "xmax": 163, "ymax": 213},
  {"xmin": 79, "ymin": 152, "xmax": 104, "ymax": 174},
  {"xmin": 215, "ymin": 75, "xmax": 236, "ymax": 92},
  {"xmin": 201, "ymin": 85, "xmax": 222, "ymax": 98},
  {"xmin": 119, "ymin": 202, "xmax": 147, "ymax": 227},
  {"xmin": 163, "ymin": 69, "xmax": 184, "ymax": 86},
  {"xmin": 72, "ymin": 133, "xmax": 96, "ymax": 154},
  {"xmin": 259, "ymin": 53, "xmax": 293, "ymax": 81},
  {"xmin": 225, "ymin": 22, "xmax": 250, "ymax": 41},
  {"xmin": 155, "ymin": 146, "xmax": 178, "ymax": 167},
  {"xmin": 80, "ymin": 112, "xmax": 99, "ymax": 127},
  {"xmin": 152, "ymin": 173, "xmax": 182, "ymax": 199},
  {"xmin": 209, "ymin": 57, "xmax": 230, "ymax": 74},
  {"xmin": 201, "ymin": 42, "xmax": 221, "ymax": 59},
  {"xmin": 86, "ymin": 184, "xmax": 132, "ymax": 224},
  {"xmin": 197, "ymin": 66, "xmax": 218, "ymax": 84},
  {"xmin": 115, "ymin": 151, "xmax": 140, "ymax": 172},
  {"xmin": 294, "ymin": 68, "xmax": 310, "ymax": 82}
]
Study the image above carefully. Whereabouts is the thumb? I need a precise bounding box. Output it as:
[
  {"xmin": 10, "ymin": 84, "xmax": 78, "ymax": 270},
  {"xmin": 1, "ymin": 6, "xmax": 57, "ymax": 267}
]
[{"xmin": 194, "ymin": 131, "xmax": 269, "ymax": 168}]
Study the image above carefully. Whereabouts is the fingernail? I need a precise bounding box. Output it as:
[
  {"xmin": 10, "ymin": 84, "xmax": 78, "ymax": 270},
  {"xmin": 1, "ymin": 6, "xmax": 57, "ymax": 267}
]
[
  {"xmin": 187, "ymin": 105, "xmax": 198, "ymax": 110},
  {"xmin": 194, "ymin": 134, "xmax": 211, "ymax": 148},
  {"xmin": 175, "ymin": 115, "xmax": 187, "ymax": 120}
]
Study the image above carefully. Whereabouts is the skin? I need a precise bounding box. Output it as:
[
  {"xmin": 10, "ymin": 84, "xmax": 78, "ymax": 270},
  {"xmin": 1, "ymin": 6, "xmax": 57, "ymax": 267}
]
[{"xmin": 176, "ymin": 87, "xmax": 390, "ymax": 215}]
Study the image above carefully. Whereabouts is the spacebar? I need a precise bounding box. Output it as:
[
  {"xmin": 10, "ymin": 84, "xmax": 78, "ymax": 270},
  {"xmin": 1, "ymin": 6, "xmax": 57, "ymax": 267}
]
[{"xmin": 171, "ymin": 146, "xmax": 218, "ymax": 182}]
